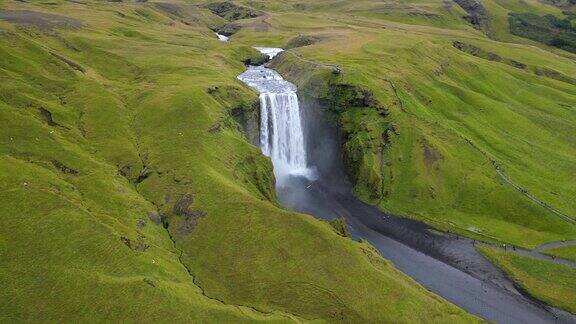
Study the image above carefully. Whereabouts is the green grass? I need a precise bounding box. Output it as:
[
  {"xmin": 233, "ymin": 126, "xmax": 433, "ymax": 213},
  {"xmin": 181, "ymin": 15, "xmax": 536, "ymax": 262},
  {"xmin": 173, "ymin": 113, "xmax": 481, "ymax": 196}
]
[
  {"xmin": 542, "ymin": 246, "xmax": 576, "ymax": 262},
  {"xmin": 478, "ymin": 246, "xmax": 576, "ymax": 314},
  {"xmin": 2, "ymin": 0, "xmax": 576, "ymax": 320},
  {"xmin": 0, "ymin": 0, "xmax": 482, "ymax": 322}
]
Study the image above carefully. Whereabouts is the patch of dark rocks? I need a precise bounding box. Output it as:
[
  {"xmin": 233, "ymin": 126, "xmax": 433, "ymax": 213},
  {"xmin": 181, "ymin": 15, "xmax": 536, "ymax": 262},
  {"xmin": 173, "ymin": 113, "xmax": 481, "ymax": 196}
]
[
  {"xmin": 206, "ymin": 1, "xmax": 261, "ymax": 21},
  {"xmin": 120, "ymin": 235, "xmax": 149, "ymax": 252},
  {"xmin": 172, "ymin": 194, "xmax": 206, "ymax": 235},
  {"xmin": 452, "ymin": 0, "xmax": 489, "ymax": 30},
  {"xmin": 148, "ymin": 211, "xmax": 163, "ymax": 225},
  {"xmin": 51, "ymin": 160, "xmax": 79, "ymax": 175}
]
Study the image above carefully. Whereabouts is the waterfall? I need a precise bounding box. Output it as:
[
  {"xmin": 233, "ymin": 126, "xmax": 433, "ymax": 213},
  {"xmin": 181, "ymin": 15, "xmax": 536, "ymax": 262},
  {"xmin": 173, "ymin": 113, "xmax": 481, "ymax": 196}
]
[
  {"xmin": 237, "ymin": 48, "xmax": 313, "ymax": 180},
  {"xmin": 259, "ymin": 91, "xmax": 309, "ymax": 176},
  {"xmin": 216, "ymin": 33, "xmax": 229, "ymax": 42}
]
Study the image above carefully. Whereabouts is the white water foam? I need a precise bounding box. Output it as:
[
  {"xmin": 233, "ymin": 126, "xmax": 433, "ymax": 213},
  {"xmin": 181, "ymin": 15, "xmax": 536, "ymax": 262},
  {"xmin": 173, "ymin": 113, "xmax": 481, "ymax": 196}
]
[
  {"xmin": 253, "ymin": 47, "xmax": 283, "ymax": 60},
  {"xmin": 216, "ymin": 33, "xmax": 229, "ymax": 42}
]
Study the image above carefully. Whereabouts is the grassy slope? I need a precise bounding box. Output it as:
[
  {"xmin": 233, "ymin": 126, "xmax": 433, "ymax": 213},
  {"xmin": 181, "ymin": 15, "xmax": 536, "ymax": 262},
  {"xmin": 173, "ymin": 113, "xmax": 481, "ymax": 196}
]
[
  {"xmin": 542, "ymin": 246, "xmax": 576, "ymax": 262},
  {"xmin": 232, "ymin": 0, "xmax": 576, "ymax": 249},
  {"xmin": 478, "ymin": 246, "xmax": 576, "ymax": 314},
  {"xmin": 0, "ymin": 0, "xmax": 478, "ymax": 322}
]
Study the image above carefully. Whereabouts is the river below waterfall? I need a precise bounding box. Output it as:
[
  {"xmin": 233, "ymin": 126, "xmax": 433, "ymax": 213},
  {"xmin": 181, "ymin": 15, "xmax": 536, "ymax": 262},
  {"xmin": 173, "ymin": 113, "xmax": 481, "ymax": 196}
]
[{"xmin": 238, "ymin": 47, "xmax": 575, "ymax": 324}]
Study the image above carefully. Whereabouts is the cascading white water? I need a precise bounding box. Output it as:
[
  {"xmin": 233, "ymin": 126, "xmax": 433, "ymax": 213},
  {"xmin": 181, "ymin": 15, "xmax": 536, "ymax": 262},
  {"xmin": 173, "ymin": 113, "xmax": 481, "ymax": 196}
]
[
  {"xmin": 259, "ymin": 92, "xmax": 308, "ymax": 175},
  {"xmin": 216, "ymin": 33, "xmax": 229, "ymax": 42},
  {"xmin": 237, "ymin": 48, "xmax": 314, "ymax": 181}
]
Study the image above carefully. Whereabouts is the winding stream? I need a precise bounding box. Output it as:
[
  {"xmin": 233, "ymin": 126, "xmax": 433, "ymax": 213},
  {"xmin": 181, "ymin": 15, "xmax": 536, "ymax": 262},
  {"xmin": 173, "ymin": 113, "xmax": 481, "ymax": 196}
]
[{"xmin": 238, "ymin": 47, "xmax": 576, "ymax": 323}]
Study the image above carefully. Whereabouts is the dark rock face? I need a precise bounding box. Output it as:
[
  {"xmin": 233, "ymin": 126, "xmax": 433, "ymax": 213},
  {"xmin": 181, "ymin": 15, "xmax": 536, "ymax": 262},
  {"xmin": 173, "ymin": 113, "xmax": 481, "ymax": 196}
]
[
  {"xmin": 421, "ymin": 141, "xmax": 443, "ymax": 172},
  {"xmin": 51, "ymin": 160, "xmax": 79, "ymax": 175},
  {"xmin": 535, "ymin": 67, "xmax": 576, "ymax": 84},
  {"xmin": 326, "ymin": 83, "xmax": 387, "ymax": 116},
  {"xmin": 172, "ymin": 194, "xmax": 206, "ymax": 235},
  {"xmin": 230, "ymin": 101, "xmax": 260, "ymax": 146},
  {"xmin": 120, "ymin": 235, "xmax": 149, "ymax": 252},
  {"xmin": 285, "ymin": 34, "xmax": 321, "ymax": 49},
  {"xmin": 206, "ymin": 2, "xmax": 261, "ymax": 21},
  {"xmin": 540, "ymin": 0, "xmax": 576, "ymax": 9},
  {"xmin": 216, "ymin": 22, "xmax": 241, "ymax": 36},
  {"xmin": 452, "ymin": 40, "xmax": 527, "ymax": 69},
  {"xmin": 509, "ymin": 60, "xmax": 527, "ymax": 69},
  {"xmin": 0, "ymin": 10, "xmax": 83, "ymax": 31},
  {"xmin": 148, "ymin": 212, "xmax": 163, "ymax": 225},
  {"xmin": 38, "ymin": 107, "xmax": 65, "ymax": 128},
  {"xmin": 233, "ymin": 155, "xmax": 276, "ymax": 202},
  {"xmin": 173, "ymin": 194, "xmax": 194, "ymax": 216},
  {"xmin": 329, "ymin": 218, "xmax": 351, "ymax": 237},
  {"xmin": 452, "ymin": 0, "xmax": 489, "ymax": 30},
  {"xmin": 242, "ymin": 53, "xmax": 269, "ymax": 66},
  {"xmin": 50, "ymin": 52, "xmax": 85, "ymax": 73}
]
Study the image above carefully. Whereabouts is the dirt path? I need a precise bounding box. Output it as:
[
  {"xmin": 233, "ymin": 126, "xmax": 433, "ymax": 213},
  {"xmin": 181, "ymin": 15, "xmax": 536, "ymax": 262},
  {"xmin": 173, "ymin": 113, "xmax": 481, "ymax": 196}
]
[{"xmin": 493, "ymin": 165, "xmax": 576, "ymax": 225}]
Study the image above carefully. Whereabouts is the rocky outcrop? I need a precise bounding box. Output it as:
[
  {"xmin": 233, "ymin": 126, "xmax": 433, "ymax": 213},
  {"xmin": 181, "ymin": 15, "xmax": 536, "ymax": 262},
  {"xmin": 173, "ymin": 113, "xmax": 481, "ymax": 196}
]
[
  {"xmin": 330, "ymin": 218, "xmax": 351, "ymax": 237},
  {"xmin": 535, "ymin": 67, "xmax": 576, "ymax": 85},
  {"xmin": 206, "ymin": 2, "xmax": 261, "ymax": 21},
  {"xmin": 285, "ymin": 34, "xmax": 322, "ymax": 49},
  {"xmin": 229, "ymin": 102, "xmax": 260, "ymax": 146},
  {"xmin": 172, "ymin": 194, "xmax": 206, "ymax": 235},
  {"xmin": 120, "ymin": 235, "xmax": 149, "ymax": 252},
  {"xmin": 215, "ymin": 22, "xmax": 241, "ymax": 36},
  {"xmin": 327, "ymin": 83, "xmax": 388, "ymax": 116},
  {"xmin": 452, "ymin": 0, "xmax": 489, "ymax": 31},
  {"xmin": 206, "ymin": 1, "xmax": 262, "ymax": 36},
  {"xmin": 50, "ymin": 52, "xmax": 85, "ymax": 73},
  {"xmin": 51, "ymin": 160, "xmax": 79, "ymax": 175},
  {"xmin": 508, "ymin": 13, "xmax": 576, "ymax": 53},
  {"xmin": 452, "ymin": 41, "xmax": 526, "ymax": 69}
]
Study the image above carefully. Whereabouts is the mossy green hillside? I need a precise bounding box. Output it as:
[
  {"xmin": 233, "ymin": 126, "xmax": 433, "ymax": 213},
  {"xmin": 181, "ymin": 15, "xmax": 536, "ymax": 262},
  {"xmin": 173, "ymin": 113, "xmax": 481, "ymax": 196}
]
[{"xmin": 0, "ymin": 0, "xmax": 479, "ymax": 322}]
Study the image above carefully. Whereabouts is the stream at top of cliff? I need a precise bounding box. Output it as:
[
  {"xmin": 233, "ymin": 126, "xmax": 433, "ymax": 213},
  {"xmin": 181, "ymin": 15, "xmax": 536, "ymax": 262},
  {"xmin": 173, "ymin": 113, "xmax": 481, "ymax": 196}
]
[{"xmin": 237, "ymin": 47, "xmax": 575, "ymax": 324}]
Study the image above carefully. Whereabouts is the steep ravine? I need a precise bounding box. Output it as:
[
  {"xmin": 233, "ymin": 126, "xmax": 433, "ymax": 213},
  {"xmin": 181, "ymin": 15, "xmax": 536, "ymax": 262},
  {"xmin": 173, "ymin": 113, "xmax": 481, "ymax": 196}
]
[{"xmin": 256, "ymin": 50, "xmax": 576, "ymax": 323}]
